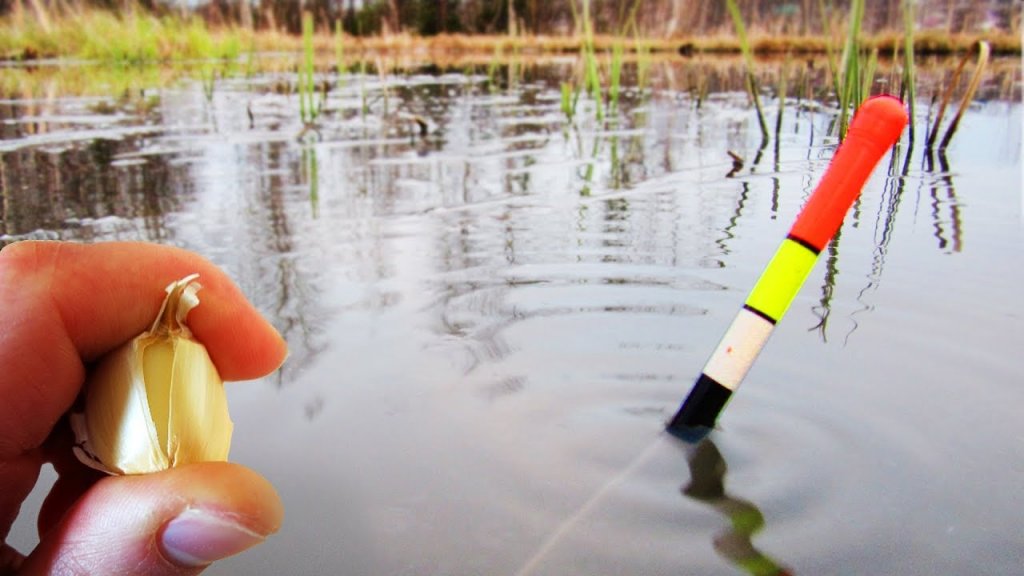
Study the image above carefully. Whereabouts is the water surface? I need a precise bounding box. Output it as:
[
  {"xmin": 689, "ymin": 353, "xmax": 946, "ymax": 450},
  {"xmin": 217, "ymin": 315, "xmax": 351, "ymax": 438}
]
[{"xmin": 2, "ymin": 58, "xmax": 1022, "ymax": 575}]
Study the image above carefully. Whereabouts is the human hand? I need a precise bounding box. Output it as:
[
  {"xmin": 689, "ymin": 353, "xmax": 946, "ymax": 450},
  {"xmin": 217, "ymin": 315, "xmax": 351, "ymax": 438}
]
[{"xmin": 0, "ymin": 241, "xmax": 288, "ymax": 575}]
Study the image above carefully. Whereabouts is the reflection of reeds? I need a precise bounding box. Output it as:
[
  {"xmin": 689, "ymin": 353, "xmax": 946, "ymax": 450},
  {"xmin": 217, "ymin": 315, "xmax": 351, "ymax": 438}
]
[
  {"xmin": 302, "ymin": 145, "xmax": 319, "ymax": 218},
  {"xmin": 809, "ymin": 230, "xmax": 841, "ymax": 342},
  {"xmin": 928, "ymin": 152, "xmax": 963, "ymax": 253},
  {"xmin": 199, "ymin": 65, "xmax": 216, "ymax": 102}
]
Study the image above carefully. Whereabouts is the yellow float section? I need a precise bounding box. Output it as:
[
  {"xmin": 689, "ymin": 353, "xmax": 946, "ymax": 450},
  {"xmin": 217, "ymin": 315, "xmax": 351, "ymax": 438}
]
[{"xmin": 745, "ymin": 238, "xmax": 819, "ymax": 322}]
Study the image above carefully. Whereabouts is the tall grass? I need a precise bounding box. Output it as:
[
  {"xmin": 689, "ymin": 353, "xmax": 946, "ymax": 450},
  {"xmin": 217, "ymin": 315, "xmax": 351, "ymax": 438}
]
[{"xmin": 0, "ymin": 7, "xmax": 243, "ymax": 63}]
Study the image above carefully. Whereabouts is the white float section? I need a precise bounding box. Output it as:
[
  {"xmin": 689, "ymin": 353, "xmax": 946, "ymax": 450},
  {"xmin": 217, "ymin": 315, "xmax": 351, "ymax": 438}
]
[{"xmin": 701, "ymin": 308, "xmax": 776, "ymax": 391}]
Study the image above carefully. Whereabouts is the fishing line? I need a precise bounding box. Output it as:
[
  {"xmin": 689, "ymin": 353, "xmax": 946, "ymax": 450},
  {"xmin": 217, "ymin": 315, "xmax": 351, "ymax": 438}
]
[{"xmin": 513, "ymin": 435, "xmax": 671, "ymax": 576}]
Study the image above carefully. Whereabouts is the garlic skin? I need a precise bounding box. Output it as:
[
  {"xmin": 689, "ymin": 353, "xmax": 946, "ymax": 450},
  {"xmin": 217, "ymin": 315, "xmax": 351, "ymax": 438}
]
[{"xmin": 71, "ymin": 274, "xmax": 233, "ymax": 475}]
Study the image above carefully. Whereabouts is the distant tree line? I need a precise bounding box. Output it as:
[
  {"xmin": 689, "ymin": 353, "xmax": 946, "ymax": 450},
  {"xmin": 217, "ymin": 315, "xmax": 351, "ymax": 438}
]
[{"xmin": 2, "ymin": 0, "xmax": 1019, "ymax": 36}]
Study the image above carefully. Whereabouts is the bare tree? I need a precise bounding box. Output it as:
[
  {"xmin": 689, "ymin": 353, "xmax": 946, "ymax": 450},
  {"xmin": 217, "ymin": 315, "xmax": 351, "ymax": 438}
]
[{"xmin": 239, "ymin": 0, "xmax": 253, "ymax": 30}]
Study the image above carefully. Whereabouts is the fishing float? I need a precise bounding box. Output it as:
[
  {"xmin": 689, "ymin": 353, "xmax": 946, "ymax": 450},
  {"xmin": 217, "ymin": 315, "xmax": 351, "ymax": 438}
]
[{"xmin": 667, "ymin": 95, "xmax": 909, "ymax": 442}]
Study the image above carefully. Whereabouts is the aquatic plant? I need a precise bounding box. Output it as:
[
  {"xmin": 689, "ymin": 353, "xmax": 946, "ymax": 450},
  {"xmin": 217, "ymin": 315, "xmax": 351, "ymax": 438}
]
[
  {"xmin": 725, "ymin": 0, "xmax": 769, "ymax": 145},
  {"xmin": 485, "ymin": 39, "xmax": 505, "ymax": 92},
  {"xmin": 836, "ymin": 0, "xmax": 866, "ymax": 139},
  {"xmin": 200, "ymin": 65, "xmax": 216, "ymax": 102},
  {"xmin": 580, "ymin": 0, "xmax": 603, "ymax": 122},
  {"xmin": 606, "ymin": 40, "xmax": 624, "ymax": 121},
  {"xmin": 774, "ymin": 56, "xmax": 789, "ymax": 139},
  {"xmin": 299, "ymin": 11, "xmax": 320, "ymax": 126},
  {"xmin": 561, "ymin": 81, "xmax": 579, "ymax": 123},
  {"xmin": 902, "ymin": 0, "xmax": 916, "ymax": 139}
]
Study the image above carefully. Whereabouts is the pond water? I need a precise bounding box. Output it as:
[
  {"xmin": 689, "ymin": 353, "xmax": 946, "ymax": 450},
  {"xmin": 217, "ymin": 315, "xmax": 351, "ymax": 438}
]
[{"xmin": 2, "ymin": 57, "xmax": 1022, "ymax": 574}]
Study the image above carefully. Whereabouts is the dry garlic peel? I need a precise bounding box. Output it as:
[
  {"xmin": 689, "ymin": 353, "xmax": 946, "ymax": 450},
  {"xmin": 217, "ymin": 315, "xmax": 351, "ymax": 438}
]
[{"xmin": 71, "ymin": 274, "xmax": 233, "ymax": 475}]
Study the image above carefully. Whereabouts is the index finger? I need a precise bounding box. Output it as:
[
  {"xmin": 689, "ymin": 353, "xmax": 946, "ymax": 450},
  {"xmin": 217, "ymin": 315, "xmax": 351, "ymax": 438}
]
[{"xmin": 0, "ymin": 241, "xmax": 288, "ymax": 457}]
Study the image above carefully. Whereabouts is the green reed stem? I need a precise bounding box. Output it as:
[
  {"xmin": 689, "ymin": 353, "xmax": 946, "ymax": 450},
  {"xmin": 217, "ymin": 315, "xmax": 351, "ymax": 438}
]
[
  {"xmin": 607, "ymin": 40, "xmax": 624, "ymax": 121},
  {"xmin": 861, "ymin": 48, "xmax": 878, "ymax": 101},
  {"xmin": 818, "ymin": 0, "xmax": 842, "ymax": 104},
  {"xmin": 775, "ymin": 56, "xmax": 789, "ymax": 138},
  {"xmin": 300, "ymin": 10, "xmax": 316, "ymax": 124},
  {"xmin": 561, "ymin": 81, "xmax": 578, "ymax": 122},
  {"xmin": 487, "ymin": 40, "xmax": 503, "ymax": 91},
  {"xmin": 902, "ymin": 0, "xmax": 916, "ymax": 138},
  {"xmin": 726, "ymin": 0, "xmax": 769, "ymax": 144},
  {"xmin": 580, "ymin": 0, "xmax": 603, "ymax": 122},
  {"xmin": 837, "ymin": 0, "xmax": 865, "ymax": 140}
]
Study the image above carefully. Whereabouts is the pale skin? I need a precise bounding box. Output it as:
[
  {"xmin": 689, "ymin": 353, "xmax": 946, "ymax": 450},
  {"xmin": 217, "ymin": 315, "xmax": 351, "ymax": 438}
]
[{"xmin": 0, "ymin": 241, "xmax": 288, "ymax": 575}]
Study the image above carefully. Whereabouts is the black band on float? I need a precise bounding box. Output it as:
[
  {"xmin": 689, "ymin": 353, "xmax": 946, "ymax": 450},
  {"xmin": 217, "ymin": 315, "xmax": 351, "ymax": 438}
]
[{"xmin": 667, "ymin": 373, "xmax": 733, "ymax": 438}]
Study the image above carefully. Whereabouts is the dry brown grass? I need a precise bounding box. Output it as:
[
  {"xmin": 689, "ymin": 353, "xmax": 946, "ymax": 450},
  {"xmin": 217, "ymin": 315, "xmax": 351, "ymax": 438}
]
[{"xmin": 251, "ymin": 29, "xmax": 1018, "ymax": 60}]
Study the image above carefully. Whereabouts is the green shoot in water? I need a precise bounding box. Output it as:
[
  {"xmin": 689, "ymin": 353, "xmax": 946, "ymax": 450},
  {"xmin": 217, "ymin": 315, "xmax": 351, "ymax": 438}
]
[
  {"xmin": 561, "ymin": 81, "xmax": 578, "ymax": 122},
  {"xmin": 487, "ymin": 40, "xmax": 504, "ymax": 91},
  {"xmin": 902, "ymin": 0, "xmax": 916, "ymax": 140},
  {"xmin": 607, "ymin": 40, "xmax": 624, "ymax": 122},
  {"xmin": 861, "ymin": 48, "xmax": 878, "ymax": 102},
  {"xmin": 299, "ymin": 10, "xmax": 318, "ymax": 125},
  {"xmin": 580, "ymin": 0, "xmax": 603, "ymax": 122},
  {"xmin": 775, "ymin": 56, "xmax": 789, "ymax": 139}
]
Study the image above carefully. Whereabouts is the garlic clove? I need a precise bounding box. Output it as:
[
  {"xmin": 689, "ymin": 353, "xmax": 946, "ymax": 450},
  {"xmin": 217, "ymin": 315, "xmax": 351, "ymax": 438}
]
[
  {"xmin": 72, "ymin": 274, "xmax": 233, "ymax": 475},
  {"xmin": 165, "ymin": 336, "xmax": 232, "ymax": 465},
  {"xmin": 72, "ymin": 338, "xmax": 169, "ymax": 475}
]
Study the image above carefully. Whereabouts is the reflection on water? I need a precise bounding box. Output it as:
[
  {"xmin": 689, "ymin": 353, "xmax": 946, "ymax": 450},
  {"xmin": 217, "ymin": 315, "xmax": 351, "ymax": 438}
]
[
  {"xmin": 924, "ymin": 150, "xmax": 964, "ymax": 253},
  {"xmin": 684, "ymin": 439, "xmax": 793, "ymax": 576},
  {"xmin": 1, "ymin": 58, "xmax": 1022, "ymax": 574}
]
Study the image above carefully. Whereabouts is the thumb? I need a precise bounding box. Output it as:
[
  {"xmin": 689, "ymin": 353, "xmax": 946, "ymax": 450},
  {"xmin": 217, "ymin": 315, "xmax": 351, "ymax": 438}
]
[{"xmin": 20, "ymin": 463, "xmax": 283, "ymax": 576}]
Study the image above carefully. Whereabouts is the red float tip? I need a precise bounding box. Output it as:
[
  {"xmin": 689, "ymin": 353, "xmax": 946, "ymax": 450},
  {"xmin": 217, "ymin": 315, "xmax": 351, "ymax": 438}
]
[
  {"xmin": 849, "ymin": 95, "xmax": 909, "ymax": 151},
  {"xmin": 788, "ymin": 95, "xmax": 908, "ymax": 251}
]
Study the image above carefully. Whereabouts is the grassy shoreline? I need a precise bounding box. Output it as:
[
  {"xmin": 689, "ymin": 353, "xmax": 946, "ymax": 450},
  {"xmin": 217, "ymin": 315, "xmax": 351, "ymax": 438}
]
[{"xmin": 0, "ymin": 8, "xmax": 1018, "ymax": 64}]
